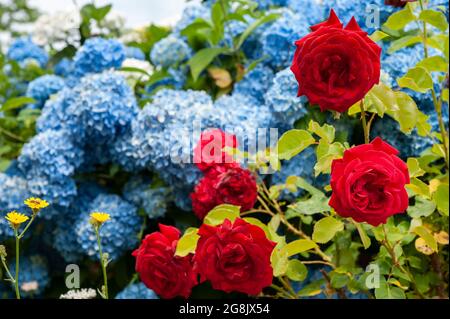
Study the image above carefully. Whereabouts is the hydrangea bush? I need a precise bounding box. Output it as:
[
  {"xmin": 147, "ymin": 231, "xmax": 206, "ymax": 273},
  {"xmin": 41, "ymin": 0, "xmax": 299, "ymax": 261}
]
[{"xmin": 0, "ymin": 0, "xmax": 448, "ymax": 300}]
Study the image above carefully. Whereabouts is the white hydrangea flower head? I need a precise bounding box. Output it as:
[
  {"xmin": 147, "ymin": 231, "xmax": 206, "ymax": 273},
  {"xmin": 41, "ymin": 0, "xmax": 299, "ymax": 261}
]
[{"xmin": 32, "ymin": 10, "xmax": 81, "ymax": 49}]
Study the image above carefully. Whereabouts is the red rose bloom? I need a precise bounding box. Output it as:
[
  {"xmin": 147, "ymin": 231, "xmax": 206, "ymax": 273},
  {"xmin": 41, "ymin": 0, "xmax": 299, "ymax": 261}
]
[
  {"xmin": 194, "ymin": 218, "xmax": 276, "ymax": 295},
  {"xmin": 385, "ymin": 0, "xmax": 417, "ymax": 7},
  {"xmin": 329, "ymin": 137, "xmax": 410, "ymax": 226},
  {"xmin": 290, "ymin": 9, "xmax": 381, "ymax": 113},
  {"xmin": 132, "ymin": 224, "xmax": 197, "ymax": 299},
  {"xmin": 190, "ymin": 164, "xmax": 258, "ymax": 220},
  {"xmin": 193, "ymin": 129, "xmax": 238, "ymax": 172}
]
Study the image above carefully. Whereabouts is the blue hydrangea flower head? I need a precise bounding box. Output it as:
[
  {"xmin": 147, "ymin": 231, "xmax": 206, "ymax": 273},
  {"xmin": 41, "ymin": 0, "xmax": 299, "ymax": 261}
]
[
  {"xmin": 75, "ymin": 194, "xmax": 142, "ymax": 261},
  {"xmin": 234, "ymin": 64, "xmax": 275, "ymax": 104},
  {"xmin": 54, "ymin": 58, "xmax": 74, "ymax": 77},
  {"xmin": 261, "ymin": 8, "xmax": 310, "ymax": 70},
  {"xmin": 6, "ymin": 37, "xmax": 48, "ymax": 68},
  {"xmin": 125, "ymin": 46, "xmax": 146, "ymax": 60},
  {"xmin": 150, "ymin": 35, "xmax": 192, "ymax": 69},
  {"xmin": 255, "ymin": 0, "xmax": 289, "ymax": 9},
  {"xmin": 53, "ymin": 182, "xmax": 107, "ymax": 263},
  {"xmin": 9, "ymin": 255, "xmax": 50, "ymax": 298},
  {"xmin": 18, "ymin": 130, "xmax": 84, "ymax": 182},
  {"xmin": 288, "ymin": 0, "xmax": 326, "ymax": 25},
  {"xmin": 26, "ymin": 75, "xmax": 65, "ymax": 108},
  {"xmin": 115, "ymin": 283, "xmax": 158, "ymax": 299},
  {"xmin": 123, "ymin": 176, "xmax": 172, "ymax": 219},
  {"xmin": 0, "ymin": 170, "xmax": 32, "ymax": 239},
  {"xmin": 265, "ymin": 67, "xmax": 308, "ymax": 128},
  {"xmin": 173, "ymin": 2, "xmax": 210, "ymax": 34},
  {"xmin": 73, "ymin": 37, "xmax": 126, "ymax": 76},
  {"xmin": 37, "ymin": 72, "xmax": 138, "ymax": 150},
  {"xmin": 371, "ymin": 117, "xmax": 433, "ymax": 158}
]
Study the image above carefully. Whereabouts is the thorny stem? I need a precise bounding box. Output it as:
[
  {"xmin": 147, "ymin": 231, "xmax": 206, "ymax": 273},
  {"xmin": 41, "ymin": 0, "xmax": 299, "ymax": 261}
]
[
  {"xmin": 418, "ymin": 0, "xmax": 449, "ymax": 167},
  {"xmin": 257, "ymin": 185, "xmax": 334, "ymax": 265},
  {"xmin": 279, "ymin": 277, "xmax": 297, "ymax": 299},
  {"xmin": 320, "ymin": 269, "xmax": 347, "ymax": 299},
  {"xmin": 95, "ymin": 227, "xmax": 109, "ymax": 299},
  {"xmin": 381, "ymin": 225, "xmax": 425, "ymax": 299},
  {"xmin": 360, "ymin": 100, "xmax": 370, "ymax": 144}
]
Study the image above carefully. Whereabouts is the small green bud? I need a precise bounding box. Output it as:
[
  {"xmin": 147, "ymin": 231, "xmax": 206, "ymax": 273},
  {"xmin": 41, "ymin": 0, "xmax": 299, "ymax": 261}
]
[{"xmin": 0, "ymin": 245, "xmax": 6, "ymax": 258}]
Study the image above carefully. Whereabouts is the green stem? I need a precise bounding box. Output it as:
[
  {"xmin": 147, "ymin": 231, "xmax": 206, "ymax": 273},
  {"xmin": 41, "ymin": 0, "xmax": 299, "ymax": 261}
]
[
  {"xmin": 14, "ymin": 229, "xmax": 20, "ymax": 299},
  {"xmin": 382, "ymin": 225, "xmax": 425, "ymax": 298},
  {"xmin": 279, "ymin": 277, "xmax": 297, "ymax": 299},
  {"xmin": 360, "ymin": 100, "xmax": 370, "ymax": 144},
  {"xmin": 0, "ymin": 257, "xmax": 15, "ymax": 285},
  {"xmin": 418, "ymin": 0, "xmax": 449, "ymax": 167},
  {"xmin": 95, "ymin": 227, "xmax": 109, "ymax": 299},
  {"xmin": 18, "ymin": 213, "xmax": 36, "ymax": 239}
]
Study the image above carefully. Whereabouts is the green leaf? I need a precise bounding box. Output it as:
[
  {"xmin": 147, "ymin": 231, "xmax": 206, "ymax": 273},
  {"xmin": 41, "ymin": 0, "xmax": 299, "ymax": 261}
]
[
  {"xmin": 330, "ymin": 272, "xmax": 349, "ymax": 289},
  {"xmin": 433, "ymin": 184, "xmax": 449, "ymax": 216},
  {"xmin": 407, "ymin": 158, "xmax": 426, "ymax": 178},
  {"xmin": 407, "ymin": 196, "xmax": 436, "ymax": 219},
  {"xmin": 419, "ymin": 9, "xmax": 448, "ymax": 31},
  {"xmin": 407, "ymin": 177, "xmax": 430, "ymax": 198},
  {"xmin": 314, "ymin": 140, "xmax": 345, "ymax": 176},
  {"xmin": 81, "ymin": 4, "xmax": 112, "ymax": 22},
  {"xmin": 276, "ymin": 129, "xmax": 315, "ymax": 160},
  {"xmin": 119, "ymin": 67, "xmax": 151, "ymax": 77},
  {"xmin": 397, "ymin": 67, "xmax": 433, "ymax": 93},
  {"xmin": 386, "ymin": 91, "xmax": 430, "ymax": 135},
  {"xmin": 285, "ymin": 177, "xmax": 330, "ymax": 217},
  {"xmin": 375, "ymin": 281, "xmax": 406, "ymax": 299},
  {"xmin": 416, "ymin": 56, "xmax": 449, "ymax": 73},
  {"xmin": 312, "ymin": 217, "xmax": 344, "ymax": 244},
  {"xmin": 369, "ymin": 30, "xmax": 389, "ymax": 42},
  {"xmin": 413, "ymin": 226, "xmax": 438, "ymax": 253},
  {"xmin": 352, "ymin": 220, "xmax": 371, "ymax": 249},
  {"xmin": 387, "ymin": 35, "xmax": 422, "ymax": 54},
  {"xmin": 1, "ymin": 97, "xmax": 36, "ymax": 111},
  {"xmin": 235, "ymin": 13, "xmax": 280, "ymax": 49},
  {"xmin": 384, "ymin": 5, "xmax": 416, "ymax": 30},
  {"xmin": 187, "ymin": 47, "xmax": 229, "ymax": 82},
  {"xmin": 286, "ymin": 260, "xmax": 308, "ymax": 282},
  {"xmin": 271, "ymin": 247, "xmax": 289, "ymax": 277},
  {"xmin": 203, "ymin": 204, "xmax": 240, "ymax": 226},
  {"xmin": 364, "ymin": 83, "xmax": 397, "ymax": 117},
  {"xmin": 297, "ymin": 279, "xmax": 324, "ymax": 297},
  {"xmin": 308, "ymin": 120, "xmax": 335, "ymax": 143},
  {"xmin": 281, "ymin": 239, "xmax": 317, "ymax": 257},
  {"xmin": 175, "ymin": 227, "xmax": 200, "ymax": 257}
]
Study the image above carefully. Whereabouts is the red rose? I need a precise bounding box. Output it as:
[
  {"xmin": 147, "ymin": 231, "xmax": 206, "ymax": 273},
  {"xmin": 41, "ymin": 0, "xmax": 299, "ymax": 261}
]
[
  {"xmin": 290, "ymin": 9, "xmax": 381, "ymax": 113},
  {"xmin": 329, "ymin": 137, "xmax": 410, "ymax": 226},
  {"xmin": 190, "ymin": 164, "xmax": 258, "ymax": 220},
  {"xmin": 193, "ymin": 129, "xmax": 238, "ymax": 172},
  {"xmin": 385, "ymin": 0, "xmax": 417, "ymax": 7},
  {"xmin": 194, "ymin": 218, "xmax": 276, "ymax": 295},
  {"xmin": 132, "ymin": 224, "xmax": 197, "ymax": 299}
]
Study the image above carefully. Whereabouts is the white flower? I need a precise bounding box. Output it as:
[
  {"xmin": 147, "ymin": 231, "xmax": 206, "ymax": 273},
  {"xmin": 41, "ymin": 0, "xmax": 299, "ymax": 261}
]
[
  {"xmin": 32, "ymin": 10, "xmax": 81, "ymax": 49},
  {"xmin": 119, "ymin": 58, "xmax": 153, "ymax": 81},
  {"xmin": 60, "ymin": 288, "xmax": 97, "ymax": 299}
]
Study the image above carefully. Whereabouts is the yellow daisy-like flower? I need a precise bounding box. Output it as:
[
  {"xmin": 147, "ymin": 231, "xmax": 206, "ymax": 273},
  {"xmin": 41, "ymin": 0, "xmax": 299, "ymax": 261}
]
[
  {"xmin": 5, "ymin": 211, "xmax": 29, "ymax": 229},
  {"xmin": 90, "ymin": 212, "xmax": 111, "ymax": 226},
  {"xmin": 24, "ymin": 197, "xmax": 49, "ymax": 212}
]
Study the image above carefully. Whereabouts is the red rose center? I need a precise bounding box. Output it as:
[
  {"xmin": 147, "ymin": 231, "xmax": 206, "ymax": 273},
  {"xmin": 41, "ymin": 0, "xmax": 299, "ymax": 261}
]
[
  {"xmin": 220, "ymin": 243, "xmax": 251, "ymax": 281},
  {"xmin": 351, "ymin": 170, "xmax": 390, "ymax": 211}
]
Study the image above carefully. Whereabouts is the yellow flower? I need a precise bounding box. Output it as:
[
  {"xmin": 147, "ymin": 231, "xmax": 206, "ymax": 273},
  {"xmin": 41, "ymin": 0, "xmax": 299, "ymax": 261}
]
[
  {"xmin": 24, "ymin": 197, "xmax": 49, "ymax": 212},
  {"xmin": 5, "ymin": 211, "xmax": 29, "ymax": 229},
  {"xmin": 90, "ymin": 212, "xmax": 110, "ymax": 226}
]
